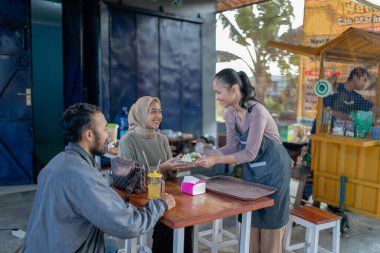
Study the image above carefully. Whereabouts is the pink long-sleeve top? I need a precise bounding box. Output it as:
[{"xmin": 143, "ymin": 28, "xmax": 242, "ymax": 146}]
[{"xmin": 218, "ymin": 102, "xmax": 282, "ymax": 165}]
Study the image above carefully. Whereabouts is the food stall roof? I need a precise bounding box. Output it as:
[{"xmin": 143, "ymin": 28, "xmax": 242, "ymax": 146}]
[
  {"xmin": 267, "ymin": 27, "xmax": 380, "ymax": 63},
  {"xmin": 217, "ymin": 0, "xmax": 270, "ymax": 12}
]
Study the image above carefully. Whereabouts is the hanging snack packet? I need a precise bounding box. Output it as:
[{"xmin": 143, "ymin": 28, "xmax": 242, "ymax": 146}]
[
  {"xmin": 355, "ymin": 111, "xmax": 372, "ymax": 138},
  {"xmin": 332, "ymin": 119, "xmax": 345, "ymax": 136},
  {"xmin": 344, "ymin": 121, "xmax": 355, "ymax": 137}
]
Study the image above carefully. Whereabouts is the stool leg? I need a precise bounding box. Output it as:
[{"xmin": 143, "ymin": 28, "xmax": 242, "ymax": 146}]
[
  {"xmin": 138, "ymin": 233, "xmax": 152, "ymax": 253},
  {"xmin": 309, "ymin": 226, "xmax": 318, "ymax": 253},
  {"xmin": 138, "ymin": 233, "xmax": 146, "ymax": 247},
  {"xmin": 124, "ymin": 239, "xmax": 130, "ymax": 253},
  {"xmin": 305, "ymin": 227, "xmax": 312, "ymax": 253},
  {"xmin": 235, "ymin": 216, "xmax": 241, "ymax": 239},
  {"xmin": 218, "ymin": 219, "xmax": 223, "ymax": 242},
  {"xmin": 332, "ymin": 220, "xmax": 341, "ymax": 253},
  {"xmin": 283, "ymin": 217, "xmax": 293, "ymax": 252},
  {"xmin": 125, "ymin": 238, "xmax": 137, "ymax": 253}
]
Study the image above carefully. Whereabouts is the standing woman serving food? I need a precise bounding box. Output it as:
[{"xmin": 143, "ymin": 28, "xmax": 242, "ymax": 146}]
[
  {"xmin": 195, "ymin": 68, "xmax": 292, "ymax": 253},
  {"xmin": 117, "ymin": 96, "xmax": 193, "ymax": 253}
]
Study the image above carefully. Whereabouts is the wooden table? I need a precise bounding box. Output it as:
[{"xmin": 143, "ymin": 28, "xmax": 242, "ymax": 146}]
[{"xmin": 114, "ymin": 178, "xmax": 274, "ymax": 253}]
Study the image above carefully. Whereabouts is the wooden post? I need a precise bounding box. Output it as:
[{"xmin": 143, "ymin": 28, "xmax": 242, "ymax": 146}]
[
  {"xmin": 315, "ymin": 52, "xmax": 326, "ymax": 134},
  {"xmin": 376, "ymin": 64, "xmax": 380, "ymax": 126}
]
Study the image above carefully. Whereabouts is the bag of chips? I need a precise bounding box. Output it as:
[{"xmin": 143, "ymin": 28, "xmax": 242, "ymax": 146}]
[{"xmin": 355, "ymin": 111, "xmax": 372, "ymax": 138}]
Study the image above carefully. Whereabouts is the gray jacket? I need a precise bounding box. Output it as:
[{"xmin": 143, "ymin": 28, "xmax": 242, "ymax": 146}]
[{"xmin": 24, "ymin": 143, "xmax": 166, "ymax": 253}]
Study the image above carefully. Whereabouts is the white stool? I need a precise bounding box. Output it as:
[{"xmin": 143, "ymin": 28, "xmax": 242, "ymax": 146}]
[
  {"xmin": 283, "ymin": 206, "xmax": 341, "ymax": 253},
  {"xmin": 193, "ymin": 217, "xmax": 240, "ymax": 253},
  {"xmin": 124, "ymin": 233, "xmax": 152, "ymax": 253}
]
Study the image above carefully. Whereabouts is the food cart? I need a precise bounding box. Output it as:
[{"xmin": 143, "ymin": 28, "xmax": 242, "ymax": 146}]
[{"xmin": 268, "ymin": 28, "xmax": 380, "ymax": 224}]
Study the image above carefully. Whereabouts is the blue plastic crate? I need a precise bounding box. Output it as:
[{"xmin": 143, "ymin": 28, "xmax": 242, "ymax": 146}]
[{"xmin": 371, "ymin": 127, "xmax": 380, "ymax": 140}]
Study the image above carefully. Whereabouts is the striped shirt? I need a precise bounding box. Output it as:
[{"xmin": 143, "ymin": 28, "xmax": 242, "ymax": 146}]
[{"xmin": 219, "ymin": 102, "xmax": 281, "ymax": 165}]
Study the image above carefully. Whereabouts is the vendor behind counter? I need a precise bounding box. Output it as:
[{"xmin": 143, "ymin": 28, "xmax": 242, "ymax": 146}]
[{"xmin": 321, "ymin": 67, "xmax": 378, "ymax": 139}]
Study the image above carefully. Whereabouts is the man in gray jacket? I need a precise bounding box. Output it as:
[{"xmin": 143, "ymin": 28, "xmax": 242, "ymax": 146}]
[{"xmin": 23, "ymin": 103, "xmax": 175, "ymax": 253}]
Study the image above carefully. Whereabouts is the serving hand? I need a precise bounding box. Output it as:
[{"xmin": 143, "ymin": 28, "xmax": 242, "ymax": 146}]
[{"xmin": 194, "ymin": 155, "xmax": 216, "ymax": 168}]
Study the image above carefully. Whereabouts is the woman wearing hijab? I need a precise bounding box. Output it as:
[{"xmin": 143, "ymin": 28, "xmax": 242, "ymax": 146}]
[{"xmin": 118, "ymin": 96, "xmax": 193, "ymax": 253}]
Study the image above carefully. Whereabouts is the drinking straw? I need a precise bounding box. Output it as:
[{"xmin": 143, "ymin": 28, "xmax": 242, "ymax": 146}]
[
  {"xmin": 142, "ymin": 150, "xmax": 151, "ymax": 173},
  {"xmin": 155, "ymin": 159, "xmax": 161, "ymax": 173}
]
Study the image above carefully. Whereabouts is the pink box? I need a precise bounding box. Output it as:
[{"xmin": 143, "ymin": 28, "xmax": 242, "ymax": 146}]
[{"xmin": 181, "ymin": 181, "xmax": 206, "ymax": 196}]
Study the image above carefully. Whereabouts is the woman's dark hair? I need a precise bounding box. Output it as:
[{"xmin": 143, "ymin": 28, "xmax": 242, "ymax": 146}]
[
  {"xmin": 214, "ymin": 68, "xmax": 256, "ymax": 109},
  {"xmin": 59, "ymin": 103, "xmax": 101, "ymax": 143},
  {"xmin": 347, "ymin": 67, "xmax": 369, "ymax": 82}
]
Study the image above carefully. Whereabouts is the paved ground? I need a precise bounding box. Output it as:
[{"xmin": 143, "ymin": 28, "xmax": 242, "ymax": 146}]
[
  {"xmin": 1, "ymin": 168, "xmax": 380, "ymax": 253},
  {"xmin": 0, "ymin": 189, "xmax": 36, "ymax": 253}
]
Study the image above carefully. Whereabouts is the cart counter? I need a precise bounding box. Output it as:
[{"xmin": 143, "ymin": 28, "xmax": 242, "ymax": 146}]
[{"xmin": 310, "ymin": 134, "xmax": 380, "ymax": 219}]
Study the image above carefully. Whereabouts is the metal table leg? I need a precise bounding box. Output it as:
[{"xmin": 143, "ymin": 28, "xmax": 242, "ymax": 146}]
[
  {"xmin": 173, "ymin": 227, "xmax": 185, "ymax": 253},
  {"xmin": 239, "ymin": 211, "xmax": 252, "ymax": 253},
  {"xmin": 193, "ymin": 224, "xmax": 199, "ymax": 253}
]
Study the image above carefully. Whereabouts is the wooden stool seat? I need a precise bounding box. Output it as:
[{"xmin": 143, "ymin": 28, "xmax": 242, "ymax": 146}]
[
  {"xmin": 290, "ymin": 206, "xmax": 340, "ymax": 224},
  {"xmin": 284, "ymin": 206, "xmax": 341, "ymax": 253}
]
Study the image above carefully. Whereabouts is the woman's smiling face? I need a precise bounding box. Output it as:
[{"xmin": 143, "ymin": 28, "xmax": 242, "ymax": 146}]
[
  {"xmin": 212, "ymin": 79, "xmax": 237, "ymax": 108},
  {"xmin": 147, "ymin": 101, "xmax": 162, "ymax": 129}
]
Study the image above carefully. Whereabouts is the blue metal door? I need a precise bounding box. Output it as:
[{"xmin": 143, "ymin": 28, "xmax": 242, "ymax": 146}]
[
  {"xmin": 100, "ymin": 3, "xmax": 203, "ymax": 136},
  {"xmin": 0, "ymin": 0, "xmax": 33, "ymax": 185}
]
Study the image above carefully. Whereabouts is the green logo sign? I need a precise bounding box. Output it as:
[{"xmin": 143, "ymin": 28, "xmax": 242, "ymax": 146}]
[{"xmin": 314, "ymin": 79, "xmax": 332, "ymax": 97}]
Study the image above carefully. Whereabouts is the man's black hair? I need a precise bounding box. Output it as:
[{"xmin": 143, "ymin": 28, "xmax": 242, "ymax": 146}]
[
  {"xmin": 347, "ymin": 67, "xmax": 369, "ymax": 82},
  {"xmin": 59, "ymin": 103, "xmax": 101, "ymax": 143}
]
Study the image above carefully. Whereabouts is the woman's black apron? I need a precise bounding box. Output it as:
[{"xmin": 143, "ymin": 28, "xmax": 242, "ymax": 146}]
[{"xmin": 237, "ymin": 106, "xmax": 292, "ymax": 229}]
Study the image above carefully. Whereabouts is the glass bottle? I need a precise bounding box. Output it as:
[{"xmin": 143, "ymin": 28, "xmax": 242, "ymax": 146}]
[
  {"xmin": 115, "ymin": 106, "xmax": 129, "ymax": 138},
  {"xmin": 322, "ymin": 106, "xmax": 332, "ymax": 134}
]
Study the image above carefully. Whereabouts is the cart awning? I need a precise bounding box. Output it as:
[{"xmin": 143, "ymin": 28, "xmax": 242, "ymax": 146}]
[{"xmin": 267, "ymin": 27, "xmax": 380, "ymax": 63}]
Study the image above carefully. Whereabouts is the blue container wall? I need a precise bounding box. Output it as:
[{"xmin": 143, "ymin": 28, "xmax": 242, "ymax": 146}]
[{"xmin": 32, "ymin": 23, "xmax": 64, "ymax": 166}]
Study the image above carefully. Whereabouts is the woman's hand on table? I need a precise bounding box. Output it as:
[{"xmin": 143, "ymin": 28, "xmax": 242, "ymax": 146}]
[{"xmin": 159, "ymin": 193, "xmax": 176, "ymax": 210}]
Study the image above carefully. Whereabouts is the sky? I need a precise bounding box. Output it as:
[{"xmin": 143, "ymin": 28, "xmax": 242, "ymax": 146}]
[
  {"xmin": 289, "ymin": 0, "xmax": 305, "ymax": 28},
  {"xmin": 216, "ymin": 0, "xmax": 305, "ymax": 76}
]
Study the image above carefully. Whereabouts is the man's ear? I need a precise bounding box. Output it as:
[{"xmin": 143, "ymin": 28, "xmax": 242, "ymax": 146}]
[{"xmin": 82, "ymin": 129, "xmax": 93, "ymax": 142}]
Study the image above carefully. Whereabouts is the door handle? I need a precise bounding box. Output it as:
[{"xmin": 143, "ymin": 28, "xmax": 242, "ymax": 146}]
[{"xmin": 17, "ymin": 88, "xmax": 32, "ymax": 106}]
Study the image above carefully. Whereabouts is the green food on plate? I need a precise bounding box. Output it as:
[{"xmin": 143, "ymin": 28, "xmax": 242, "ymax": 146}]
[{"xmin": 181, "ymin": 152, "xmax": 202, "ymax": 162}]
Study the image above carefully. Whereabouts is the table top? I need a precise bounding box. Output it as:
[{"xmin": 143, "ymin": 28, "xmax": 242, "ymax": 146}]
[{"xmin": 113, "ymin": 178, "xmax": 274, "ymax": 229}]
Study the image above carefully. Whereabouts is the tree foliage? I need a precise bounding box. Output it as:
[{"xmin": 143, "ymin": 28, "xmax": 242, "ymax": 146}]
[{"xmin": 217, "ymin": 0, "xmax": 298, "ymax": 78}]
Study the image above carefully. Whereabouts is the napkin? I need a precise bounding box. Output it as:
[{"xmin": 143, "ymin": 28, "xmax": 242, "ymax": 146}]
[{"xmin": 181, "ymin": 176, "xmax": 206, "ymax": 195}]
